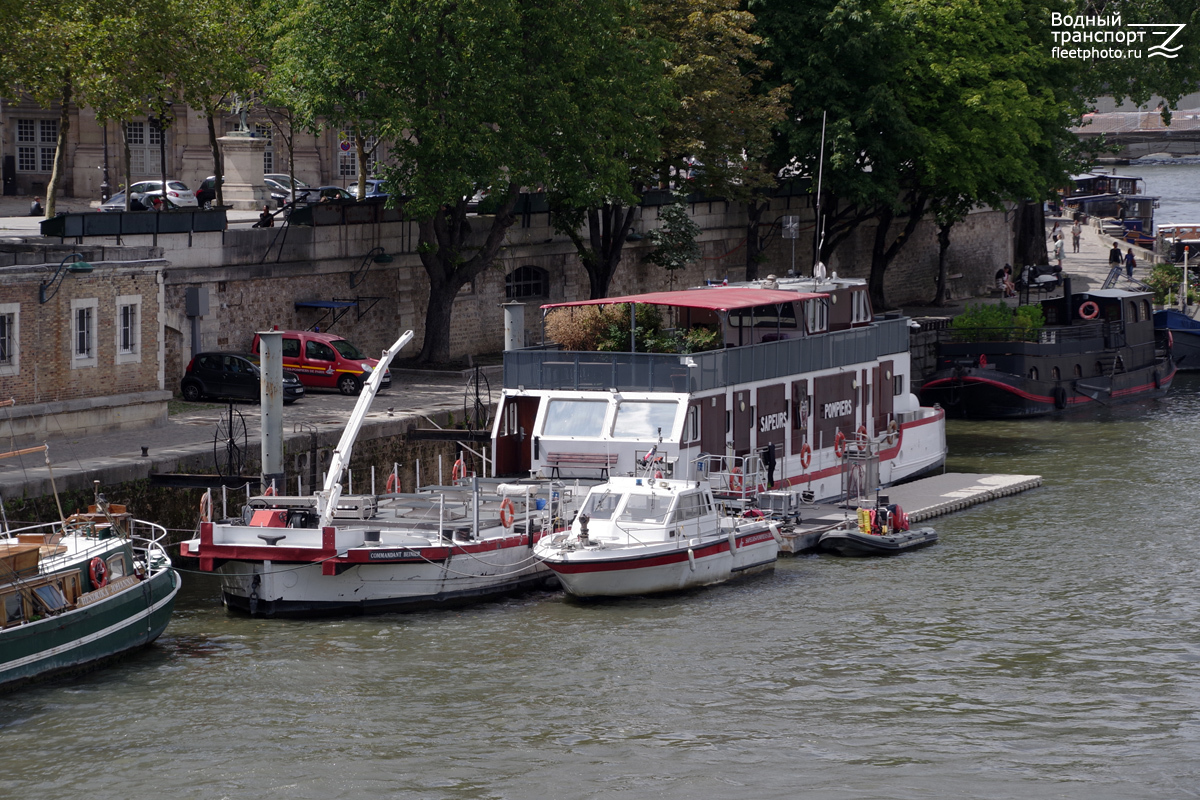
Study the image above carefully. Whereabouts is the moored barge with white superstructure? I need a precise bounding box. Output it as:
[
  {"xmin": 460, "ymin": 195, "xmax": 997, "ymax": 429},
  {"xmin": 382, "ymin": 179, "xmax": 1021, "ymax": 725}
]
[{"xmin": 492, "ymin": 278, "xmax": 947, "ymax": 506}]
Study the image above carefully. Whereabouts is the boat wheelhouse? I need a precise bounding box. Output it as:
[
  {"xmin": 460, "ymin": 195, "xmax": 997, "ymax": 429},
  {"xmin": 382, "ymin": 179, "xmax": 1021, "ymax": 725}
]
[
  {"xmin": 493, "ymin": 278, "xmax": 947, "ymax": 506},
  {"xmin": 1064, "ymin": 171, "xmax": 1159, "ymax": 246}
]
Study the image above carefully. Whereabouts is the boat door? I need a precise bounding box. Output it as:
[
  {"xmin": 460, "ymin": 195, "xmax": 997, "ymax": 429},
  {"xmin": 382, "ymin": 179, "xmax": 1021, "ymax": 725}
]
[
  {"xmin": 699, "ymin": 393, "xmax": 726, "ymax": 457},
  {"xmin": 733, "ymin": 389, "xmax": 752, "ymax": 457},
  {"xmin": 812, "ymin": 373, "xmax": 855, "ymax": 452},
  {"xmin": 493, "ymin": 395, "xmax": 542, "ymax": 476},
  {"xmin": 756, "ymin": 383, "xmax": 786, "ymax": 457},
  {"xmin": 874, "ymin": 360, "xmax": 894, "ymax": 435}
]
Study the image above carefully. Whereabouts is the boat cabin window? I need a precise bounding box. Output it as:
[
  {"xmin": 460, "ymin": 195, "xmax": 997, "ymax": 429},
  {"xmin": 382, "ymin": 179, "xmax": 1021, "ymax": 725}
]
[
  {"xmin": 1143, "ymin": 300, "xmax": 1152, "ymax": 320},
  {"xmin": 612, "ymin": 401, "xmax": 678, "ymax": 439},
  {"xmin": 3, "ymin": 591, "xmax": 23, "ymax": 626},
  {"xmin": 106, "ymin": 554, "xmax": 127, "ymax": 580},
  {"xmin": 675, "ymin": 492, "xmax": 705, "ymax": 521},
  {"xmin": 32, "ymin": 583, "xmax": 68, "ymax": 614},
  {"xmin": 1129, "ymin": 301, "xmax": 1139, "ymax": 322},
  {"xmin": 728, "ymin": 303, "xmax": 797, "ymax": 329},
  {"xmin": 683, "ymin": 405, "xmax": 699, "ymax": 444},
  {"xmin": 851, "ymin": 290, "xmax": 871, "ymax": 323},
  {"xmin": 804, "ymin": 299, "xmax": 828, "ymax": 333},
  {"xmin": 581, "ymin": 490, "xmax": 623, "ymax": 520},
  {"xmin": 617, "ymin": 494, "xmax": 674, "ymax": 525},
  {"xmin": 543, "ymin": 399, "xmax": 608, "ymax": 437}
]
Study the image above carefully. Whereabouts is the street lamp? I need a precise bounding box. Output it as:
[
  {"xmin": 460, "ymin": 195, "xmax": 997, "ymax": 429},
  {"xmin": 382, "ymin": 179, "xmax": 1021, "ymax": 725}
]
[{"xmin": 39, "ymin": 253, "xmax": 94, "ymax": 304}]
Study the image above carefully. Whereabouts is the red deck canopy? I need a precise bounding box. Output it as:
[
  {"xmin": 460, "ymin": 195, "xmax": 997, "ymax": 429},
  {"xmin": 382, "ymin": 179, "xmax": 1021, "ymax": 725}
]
[{"xmin": 541, "ymin": 287, "xmax": 826, "ymax": 312}]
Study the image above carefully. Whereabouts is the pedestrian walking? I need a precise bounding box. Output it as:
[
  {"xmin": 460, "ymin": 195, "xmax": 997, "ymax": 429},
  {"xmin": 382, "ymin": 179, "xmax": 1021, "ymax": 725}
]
[
  {"xmin": 1071, "ymin": 220, "xmax": 1082, "ymax": 253},
  {"xmin": 1108, "ymin": 242, "xmax": 1122, "ymax": 269},
  {"xmin": 1053, "ymin": 234, "xmax": 1064, "ymax": 269},
  {"xmin": 1125, "ymin": 247, "xmax": 1136, "ymax": 279}
]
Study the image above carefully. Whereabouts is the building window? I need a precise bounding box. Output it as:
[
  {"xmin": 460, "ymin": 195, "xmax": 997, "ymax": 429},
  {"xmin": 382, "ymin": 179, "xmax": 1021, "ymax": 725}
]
[
  {"xmin": 116, "ymin": 295, "xmax": 141, "ymax": 365},
  {"xmin": 256, "ymin": 124, "xmax": 274, "ymax": 173},
  {"xmin": 505, "ymin": 266, "xmax": 549, "ymax": 299},
  {"xmin": 15, "ymin": 119, "xmax": 56, "ymax": 174},
  {"xmin": 70, "ymin": 299, "xmax": 98, "ymax": 369},
  {"xmin": 124, "ymin": 121, "xmax": 162, "ymax": 177},
  {"xmin": 0, "ymin": 303, "xmax": 19, "ymax": 377}
]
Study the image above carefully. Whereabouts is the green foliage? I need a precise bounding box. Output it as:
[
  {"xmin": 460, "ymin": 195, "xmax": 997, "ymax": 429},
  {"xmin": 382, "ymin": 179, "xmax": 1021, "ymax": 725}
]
[
  {"xmin": 544, "ymin": 304, "xmax": 721, "ymax": 353},
  {"xmin": 644, "ymin": 194, "xmax": 702, "ymax": 273},
  {"xmin": 1146, "ymin": 262, "xmax": 1199, "ymax": 305},
  {"xmin": 951, "ymin": 302, "xmax": 1043, "ymax": 342}
]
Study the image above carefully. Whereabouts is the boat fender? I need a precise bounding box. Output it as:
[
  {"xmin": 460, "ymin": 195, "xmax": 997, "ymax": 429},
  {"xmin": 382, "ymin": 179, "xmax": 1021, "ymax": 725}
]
[
  {"xmin": 729, "ymin": 467, "xmax": 743, "ymax": 492},
  {"xmin": 687, "ymin": 548, "xmax": 696, "ymax": 571},
  {"xmin": 263, "ymin": 485, "xmax": 275, "ymax": 496},
  {"xmin": 89, "ymin": 557, "xmax": 108, "ymax": 589},
  {"xmin": 451, "ymin": 459, "xmax": 466, "ymax": 481},
  {"xmin": 386, "ymin": 473, "xmax": 400, "ymax": 494},
  {"xmin": 199, "ymin": 491, "xmax": 212, "ymax": 523},
  {"xmin": 499, "ymin": 498, "xmax": 516, "ymax": 529},
  {"xmin": 1153, "ymin": 371, "xmax": 1161, "ymax": 390},
  {"xmin": 894, "ymin": 506, "xmax": 910, "ymax": 532},
  {"xmin": 1053, "ymin": 386, "xmax": 1067, "ymax": 410},
  {"xmin": 1079, "ymin": 300, "xmax": 1100, "ymax": 320},
  {"xmin": 768, "ymin": 522, "xmax": 783, "ymax": 545},
  {"xmin": 800, "ymin": 442, "xmax": 812, "ymax": 469},
  {"xmin": 886, "ymin": 420, "xmax": 899, "ymax": 446},
  {"xmin": 728, "ymin": 530, "xmax": 737, "ymax": 554},
  {"xmin": 979, "ymin": 353, "xmax": 988, "ymax": 367},
  {"xmin": 834, "ymin": 430, "xmax": 847, "ymax": 458}
]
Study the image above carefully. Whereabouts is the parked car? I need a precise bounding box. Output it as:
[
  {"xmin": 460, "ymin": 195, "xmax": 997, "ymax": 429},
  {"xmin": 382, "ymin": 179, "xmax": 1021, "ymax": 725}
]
[
  {"xmin": 284, "ymin": 185, "xmax": 355, "ymax": 206},
  {"xmin": 99, "ymin": 180, "xmax": 199, "ymax": 211},
  {"xmin": 352, "ymin": 179, "xmax": 390, "ymax": 200},
  {"xmin": 181, "ymin": 352, "xmax": 305, "ymax": 404},
  {"xmin": 195, "ymin": 176, "xmax": 223, "ymax": 207},
  {"xmin": 251, "ymin": 330, "xmax": 391, "ymax": 395}
]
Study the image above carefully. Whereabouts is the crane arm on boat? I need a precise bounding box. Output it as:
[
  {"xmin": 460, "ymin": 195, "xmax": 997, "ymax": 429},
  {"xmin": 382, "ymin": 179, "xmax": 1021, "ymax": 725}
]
[{"xmin": 317, "ymin": 330, "xmax": 414, "ymax": 529}]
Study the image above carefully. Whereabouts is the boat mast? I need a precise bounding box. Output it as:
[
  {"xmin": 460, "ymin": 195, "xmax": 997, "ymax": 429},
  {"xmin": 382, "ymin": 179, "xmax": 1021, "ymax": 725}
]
[
  {"xmin": 316, "ymin": 330, "xmax": 414, "ymax": 529},
  {"xmin": 814, "ymin": 110, "xmax": 827, "ymax": 276}
]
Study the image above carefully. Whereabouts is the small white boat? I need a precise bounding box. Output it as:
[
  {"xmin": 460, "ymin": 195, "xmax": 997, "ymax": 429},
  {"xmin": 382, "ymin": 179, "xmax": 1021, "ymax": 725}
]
[{"xmin": 535, "ymin": 474, "xmax": 781, "ymax": 598}]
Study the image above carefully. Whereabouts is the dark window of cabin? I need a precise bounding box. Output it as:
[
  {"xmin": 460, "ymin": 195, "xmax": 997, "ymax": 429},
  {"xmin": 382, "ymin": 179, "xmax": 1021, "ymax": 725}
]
[
  {"xmin": 1052, "ymin": 367, "xmax": 1060, "ymax": 380},
  {"xmin": 729, "ymin": 303, "xmax": 797, "ymax": 328},
  {"xmin": 1074, "ymin": 364, "xmax": 1082, "ymax": 377},
  {"xmin": 1029, "ymin": 367, "xmax": 1039, "ymax": 380}
]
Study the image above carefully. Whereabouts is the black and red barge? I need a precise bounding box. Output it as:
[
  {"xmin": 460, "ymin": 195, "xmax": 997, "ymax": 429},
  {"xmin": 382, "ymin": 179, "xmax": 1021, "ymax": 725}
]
[{"xmin": 919, "ymin": 286, "xmax": 1175, "ymax": 419}]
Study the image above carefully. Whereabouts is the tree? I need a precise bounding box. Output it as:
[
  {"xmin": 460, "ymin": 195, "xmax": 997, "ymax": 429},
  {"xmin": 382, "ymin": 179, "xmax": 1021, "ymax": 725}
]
[
  {"xmin": 644, "ymin": 193, "xmax": 702, "ymax": 289},
  {"xmin": 275, "ymin": 0, "xmax": 665, "ymax": 363}
]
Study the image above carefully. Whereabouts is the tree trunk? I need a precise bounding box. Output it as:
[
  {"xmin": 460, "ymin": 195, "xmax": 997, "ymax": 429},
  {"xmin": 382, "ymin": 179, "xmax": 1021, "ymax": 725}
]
[
  {"xmin": 1012, "ymin": 199, "xmax": 1046, "ymax": 268},
  {"xmin": 415, "ymin": 185, "xmax": 521, "ymax": 363},
  {"xmin": 744, "ymin": 198, "xmax": 771, "ymax": 281},
  {"xmin": 933, "ymin": 220, "xmax": 953, "ymax": 306},
  {"xmin": 122, "ymin": 123, "xmax": 132, "ymax": 212},
  {"xmin": 867, "ymin": 195, "xmax": 927, "ymax": 310},
  {"xmin": 46, "ymin": 80, "xmax": 71, "ymax": 218},
  {"xmin": 207, "ymin": 110, "xmax": 223, "ymax": 208}
]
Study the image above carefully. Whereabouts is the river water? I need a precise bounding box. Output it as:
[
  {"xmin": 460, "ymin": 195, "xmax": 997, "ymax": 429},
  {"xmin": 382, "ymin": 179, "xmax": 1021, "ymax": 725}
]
[
  {"xmin": 1106, "ymin": 158, "xmax": 1200, "ymax": 229},
  {"xmin": 3, "ymin": 374, "xmax": 1200, "ymax": 799}
]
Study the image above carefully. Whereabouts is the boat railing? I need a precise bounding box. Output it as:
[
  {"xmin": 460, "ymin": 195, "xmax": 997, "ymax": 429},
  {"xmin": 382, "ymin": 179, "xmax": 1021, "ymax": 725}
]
[
  {"xmin": 938, "ymin": 322, "xmax": 1109, "ymax": 345},
  {"xmin": 696, "ymin": 453, "xmax": 764, "ymax": 503},
  {"xmin": 505, "ymin": 317, "xmax": 911, "ymax": 392}
]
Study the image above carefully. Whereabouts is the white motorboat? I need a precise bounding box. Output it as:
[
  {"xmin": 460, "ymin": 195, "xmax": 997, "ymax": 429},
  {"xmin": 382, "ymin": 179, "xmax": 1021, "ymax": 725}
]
[
  {"xmin": 534, "ymin": 473, "xmax": 781, "ymax": 598},
  {"xmin": 180, "ymin": 331, "xmax": 577, "ymax": 617}
]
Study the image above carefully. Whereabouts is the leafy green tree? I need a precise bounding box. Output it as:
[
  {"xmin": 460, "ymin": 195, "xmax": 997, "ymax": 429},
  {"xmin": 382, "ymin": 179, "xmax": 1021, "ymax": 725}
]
[
  {"xmin": 644, "ymin": 193, "xmax": 702, "ymax": 289},
  {"xmin": 275, "ymin": 0, "xmax": 664, "ymax": 363}
]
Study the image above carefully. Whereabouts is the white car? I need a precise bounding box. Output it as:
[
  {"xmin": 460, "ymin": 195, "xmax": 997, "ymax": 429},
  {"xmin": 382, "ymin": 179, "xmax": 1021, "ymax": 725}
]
[{"xmin": 128, "ymin": 179, "xmax": 199, "ymax": 209}]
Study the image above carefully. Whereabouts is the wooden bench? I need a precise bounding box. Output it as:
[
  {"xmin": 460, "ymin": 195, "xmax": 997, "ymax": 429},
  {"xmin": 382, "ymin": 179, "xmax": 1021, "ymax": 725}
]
[{"xmin": 545, "ymin": 452, "xmax": 620, "ymax": 479}]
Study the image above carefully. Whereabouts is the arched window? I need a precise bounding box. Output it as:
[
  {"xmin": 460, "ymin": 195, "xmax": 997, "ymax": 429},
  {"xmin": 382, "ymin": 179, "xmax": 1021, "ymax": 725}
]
[
  {"xmin": 1129, "ymin": 301, "xmax": 1139, "ymax": 322},
  {"xmin": 1074, "ymin": 364, "xmax": 1082, "ymax": 378},
  {"xmin": 505, "ymin": 266, "xmax": 549, "ymax": 299},
  {"xmin": 1029, "ymin": 367, "xmax": 1038, "ymax": 380},
  {"xmin": 1051, "ymin": 366, "xmax": 1060, "ymax": 380},
  {"xmin": 1143, "ymin": 300, "xmax": 1152, "ymax": 320}
]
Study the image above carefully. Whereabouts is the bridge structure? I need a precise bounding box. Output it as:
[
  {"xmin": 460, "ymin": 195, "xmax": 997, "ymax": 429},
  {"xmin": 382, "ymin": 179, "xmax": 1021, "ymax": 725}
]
[{"xmin": 1073, "ymin": 109, "xmax": 1200, "ymax": 159}]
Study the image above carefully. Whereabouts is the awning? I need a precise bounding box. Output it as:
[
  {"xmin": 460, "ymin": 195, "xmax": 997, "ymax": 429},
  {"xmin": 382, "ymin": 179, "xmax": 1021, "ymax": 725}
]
[
  {"xmin": 295, "ymin": 300, "xmax": 358, "ymax": 310},
  {"xmin": 541, "ymin": 287, "xmax": 826, "ymax": 313}
]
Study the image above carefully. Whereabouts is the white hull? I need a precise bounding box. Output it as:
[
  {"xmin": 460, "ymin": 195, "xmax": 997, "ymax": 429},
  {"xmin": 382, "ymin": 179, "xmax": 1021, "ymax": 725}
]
[{"xmin": 538, "ymin": 525, "xmax": 779, "ymax": 598}]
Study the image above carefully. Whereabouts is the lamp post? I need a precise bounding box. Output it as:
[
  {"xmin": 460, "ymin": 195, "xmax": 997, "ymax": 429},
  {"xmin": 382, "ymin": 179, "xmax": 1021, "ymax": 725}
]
[
  {"xmin": 39, "ymin": 254, "xmax": 94, "ymax": 304},
  {"xmin": 100, "ymin": 119, "xmax": 111, "ymax": 202}
]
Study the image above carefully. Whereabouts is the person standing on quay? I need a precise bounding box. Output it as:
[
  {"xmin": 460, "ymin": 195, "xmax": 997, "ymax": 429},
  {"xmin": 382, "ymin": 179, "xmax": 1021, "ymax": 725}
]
[
  {"xmin": 1125, "ymin": 247, "xmax": 1137, "ymax": 279},
  {"xmin": 1053, "ymin": 233, "xmax": 1065, "ymax": 270},
  {"xmin": 1071, "ymin": 219, "xmax": 1082, "ymax": 253},
  {"xmin": 1109, "ymin": 242, "xmax": 1122, "ymax": 271}
]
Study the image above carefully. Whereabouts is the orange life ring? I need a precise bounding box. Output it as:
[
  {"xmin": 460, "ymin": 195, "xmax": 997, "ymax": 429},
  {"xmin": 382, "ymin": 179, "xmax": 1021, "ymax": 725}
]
[
  {"xmin": 979, "ymin": 353, "xmax": 988, "ymax": 367},
  {"xmin": 89, "ymin": 557, "xmax": 108, "ymax": 589},
  {"xmin": 263, "ymin": 485, "xmax": 275, "ymax": 496},
  {"xmin": 729, "ymin": 467, "xmax": 743, "ymax": 491},
  {"xmin": 799, "ymin": 442, "xmax": 812, "ymax": 469},
  {"xmin": 386, "ymin": 473, "xmax": 400, "ymax": 494},
  {"xmin": 1079, "ymin": 300, "xmax": 1100, "ymax": 320},
  {"xmin": 499, "ymin": 498, "xmax": 515, "ymax": 529},
  {"xmin": 834, "ymin": 430, "xmax": 846, "ymax": 457},
  {"xmin": 199, "ymin": 491, "xmax": 212, "ymax": 523},
  {"xmin": 451, "ymin": 459, "xmax": 466, "ymax": 481}
]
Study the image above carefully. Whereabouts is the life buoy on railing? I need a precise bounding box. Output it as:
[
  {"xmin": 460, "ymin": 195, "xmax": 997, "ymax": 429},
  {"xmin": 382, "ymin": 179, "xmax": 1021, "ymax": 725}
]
[
  {"xmin": 386, "ymin": 472, "xmax": 400, "ymax": 494},
  {"xmin": 834, "ymin": 430, "xmax": 847, "ymax": 458},
  {"xmin": 856, "ymin": 424, "xmax": 868, "ymax": 443},
  {"xmin": 1079, "ymin": 300, "xmax": 1100, "ymax": 320},
  {"xmin": 499, "ymin": 498, "xmax": 515, "ymax": 529},
  {"xmin": 799, "ymin": 442, "xmax": 812, "ymax": 469},
  {"xmin": 89, "ymin": 557, "xmax": 108, "ymax": 589},
  {"xmin": 199, "ymin": 491, "xmax": 212, "ymax": 523},
  {"xmin": 263, "ymin": 484, "xmax": 275, "ymax": 496},
  {"xmin": 729, "ymin": 467, "xmax": 743, "ymax": 492},
  {"xmin": 886, "ymin": 420, "xmax": 899, "ymax": 445},
  {"xmin": 451, "ymin": 459, "xmax": 466, "ymax": 481}
]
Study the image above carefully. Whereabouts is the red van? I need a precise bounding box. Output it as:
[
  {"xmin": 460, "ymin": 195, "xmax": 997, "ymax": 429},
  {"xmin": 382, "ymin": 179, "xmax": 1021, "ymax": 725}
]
[{"xmin": 252, "ymin": 330, "xmax": 392, "ymax": 395}]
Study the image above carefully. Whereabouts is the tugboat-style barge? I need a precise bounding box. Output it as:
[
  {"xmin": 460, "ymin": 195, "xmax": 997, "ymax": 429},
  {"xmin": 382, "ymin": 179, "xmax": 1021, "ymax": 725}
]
[
  {"xmin": 920, "ymin": 282, "xmax": 1175, "ymax": 418},
  {"xmin": 493, "ymin": 278, "xmax": 947, "ymax": 505}
]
